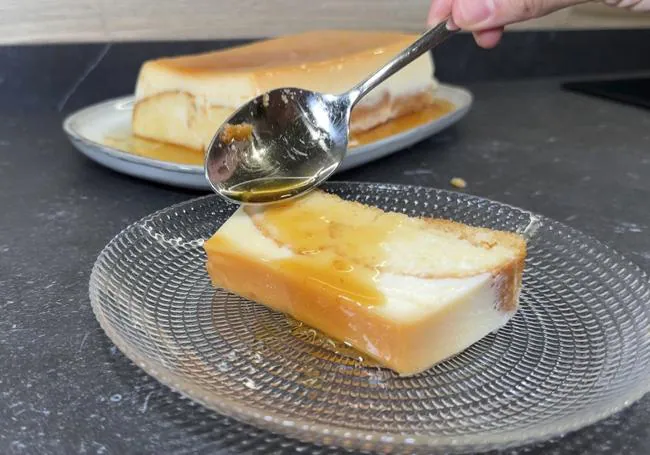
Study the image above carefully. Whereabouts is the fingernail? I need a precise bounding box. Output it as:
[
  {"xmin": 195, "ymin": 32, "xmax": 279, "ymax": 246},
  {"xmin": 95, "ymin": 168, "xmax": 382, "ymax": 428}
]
[
  {"xmin": 446, "ymin": 17, "xmax": 460, "ymax": 31},
  {"xmin": 457, "ymin": 0, "xmax": 494, "ymax": 27}
]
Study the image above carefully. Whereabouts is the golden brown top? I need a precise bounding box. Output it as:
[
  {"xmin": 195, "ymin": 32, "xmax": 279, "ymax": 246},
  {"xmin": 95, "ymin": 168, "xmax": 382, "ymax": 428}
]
[{"xmin": 149, "ymin": 30, "xmax": 418, "ymax": 74}]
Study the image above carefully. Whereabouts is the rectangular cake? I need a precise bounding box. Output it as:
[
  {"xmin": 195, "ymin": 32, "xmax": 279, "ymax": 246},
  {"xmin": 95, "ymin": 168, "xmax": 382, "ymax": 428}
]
[
  {"xmin": 203, "ymin": 190, "xmax": 527, "ymax": 376},
  {"xmin": 133, "ymin": 30, "xmax": 438, "ymax": 151}
]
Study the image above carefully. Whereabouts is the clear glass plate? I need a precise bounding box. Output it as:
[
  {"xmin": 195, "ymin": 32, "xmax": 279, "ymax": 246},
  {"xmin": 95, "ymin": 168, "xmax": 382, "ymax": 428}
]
[{"xmin": 89, "ymin": 182, "xmax": 650, "ymax": 454}]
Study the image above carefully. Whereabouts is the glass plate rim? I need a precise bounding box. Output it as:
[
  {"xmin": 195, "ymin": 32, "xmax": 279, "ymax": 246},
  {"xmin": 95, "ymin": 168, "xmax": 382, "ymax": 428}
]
[{"xmin": 89, "ymin": 181, "xmax": 650, "ymax": 452}]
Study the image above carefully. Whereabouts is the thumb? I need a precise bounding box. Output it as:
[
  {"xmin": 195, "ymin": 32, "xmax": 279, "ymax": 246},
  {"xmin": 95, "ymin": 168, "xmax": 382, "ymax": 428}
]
[{"xmin": 452, "ymin": 0, "xmax": 587, "ymax": 30}]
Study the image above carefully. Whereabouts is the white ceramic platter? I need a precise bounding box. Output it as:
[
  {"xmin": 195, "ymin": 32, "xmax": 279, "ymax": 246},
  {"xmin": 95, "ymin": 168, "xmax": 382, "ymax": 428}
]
[{"xmin": 63, "ymin": 84, "xmax": 472, "ymax": 190}]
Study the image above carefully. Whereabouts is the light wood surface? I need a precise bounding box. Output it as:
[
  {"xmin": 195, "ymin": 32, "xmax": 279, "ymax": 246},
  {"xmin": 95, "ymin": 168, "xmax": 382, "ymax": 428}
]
[
  {"xmin": 510, "ymin": 3, "xmax": 650, "ymax": 29},
  {"xmin": 2, "ymin": 1, "xmax": 649, "ymax": 45}
]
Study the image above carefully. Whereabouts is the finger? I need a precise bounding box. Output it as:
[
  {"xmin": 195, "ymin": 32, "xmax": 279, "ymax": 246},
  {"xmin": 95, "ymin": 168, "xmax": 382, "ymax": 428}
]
[
  {"xmin": 452, "ymin": 0, "xmax": 589, "ymax": 30},
  {"xmin": 427, "ymin": 0, "xmax": 454, "ymax": 25},
  {"xmin": 473, "ymin": 28, "xmax": 504, "ymax": 48}
]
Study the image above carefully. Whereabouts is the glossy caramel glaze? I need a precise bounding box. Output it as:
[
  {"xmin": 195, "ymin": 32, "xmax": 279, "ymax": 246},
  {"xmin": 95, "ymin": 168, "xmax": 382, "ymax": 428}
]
[{"xmin": 246, "ymin": 195, "xmax": 389, "ymax": 308}]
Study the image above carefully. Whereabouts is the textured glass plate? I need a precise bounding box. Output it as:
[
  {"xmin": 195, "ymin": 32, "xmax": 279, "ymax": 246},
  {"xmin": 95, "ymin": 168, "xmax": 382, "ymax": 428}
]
[{"xmin": 89, "ymin": 182, "xmax": 650, "ymax": 454}]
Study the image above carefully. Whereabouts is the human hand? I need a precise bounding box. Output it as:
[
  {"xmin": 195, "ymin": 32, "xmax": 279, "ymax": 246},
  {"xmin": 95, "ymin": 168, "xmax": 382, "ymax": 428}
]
[{"xmin": 428, "ymin": 0, "xmax": 650, "ymax": 48}]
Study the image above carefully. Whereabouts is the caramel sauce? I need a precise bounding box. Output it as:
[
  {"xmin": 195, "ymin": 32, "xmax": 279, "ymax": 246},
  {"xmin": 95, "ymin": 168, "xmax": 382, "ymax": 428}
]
[
  {"xmin": 223, "ymin": 177, "xmax": 315, "ymax": 204},
  {"xmin": 250, "ymin": 194, "xmax": 406, "ymax": 308},
  {"xmin": 286, "ymin": 317, "xmax": 381, "ymax": 368},
  {"xmin": 102, "ymin": 99, "xmax": 454, "ymax": 167},
  {"xmin": 247, "ymin": 315, "xmax": 382, "ymax": 384},
  {"xmin": 104, "ymin": 134, "xmax": 205, "ymax": 166},
  {"xmin": 277, "ymin": 253, "xmax": 381, "ymax": 307},
  {"xmin": 349, "ymin": 99, "xmax": 455, "ymax": 147}
]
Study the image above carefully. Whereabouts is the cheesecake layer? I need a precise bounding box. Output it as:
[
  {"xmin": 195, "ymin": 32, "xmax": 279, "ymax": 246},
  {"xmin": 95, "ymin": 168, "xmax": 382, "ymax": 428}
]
[
  {"xmin": 204, "ymin": 191, "xmax": 527, "ymax": 376},
  {"xmin": 133, "ymin": 30, "xmax": 438, "ymax": 151}
]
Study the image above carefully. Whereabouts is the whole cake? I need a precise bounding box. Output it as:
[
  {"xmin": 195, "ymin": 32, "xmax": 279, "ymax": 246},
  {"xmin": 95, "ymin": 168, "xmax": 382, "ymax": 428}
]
[{"xmin": 133, "ymin": 30, "xmax": 438, "ymax": 151}]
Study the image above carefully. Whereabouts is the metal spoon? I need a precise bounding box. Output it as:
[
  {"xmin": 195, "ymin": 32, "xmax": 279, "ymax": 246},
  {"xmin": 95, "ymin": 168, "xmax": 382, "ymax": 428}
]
[{"xmin": 205, "ymin": 21, "xmax": 456, "ymax": 205}]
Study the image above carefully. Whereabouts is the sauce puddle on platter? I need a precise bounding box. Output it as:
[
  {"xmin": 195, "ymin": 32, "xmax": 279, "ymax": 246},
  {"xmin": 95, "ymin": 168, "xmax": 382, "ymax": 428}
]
[{"xmin": 103, "ymin": 99, "xmax": 455, "ymax": 165}]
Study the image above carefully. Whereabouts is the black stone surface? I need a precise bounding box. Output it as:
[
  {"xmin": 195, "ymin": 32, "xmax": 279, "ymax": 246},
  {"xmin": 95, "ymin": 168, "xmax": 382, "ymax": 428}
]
[{"xmin": 1, "ymin": 34, "xmax": 649, "ymax": 454}]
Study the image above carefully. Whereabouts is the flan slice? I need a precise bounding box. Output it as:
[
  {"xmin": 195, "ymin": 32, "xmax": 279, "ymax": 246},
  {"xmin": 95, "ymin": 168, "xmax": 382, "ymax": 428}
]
[
  {"xmin": 133, "ymin": 30, "xmax": 438, "ymax": 151},
  {"xmin": 203, "ymin": 190, "xmax": 526, "ymax": 376}
]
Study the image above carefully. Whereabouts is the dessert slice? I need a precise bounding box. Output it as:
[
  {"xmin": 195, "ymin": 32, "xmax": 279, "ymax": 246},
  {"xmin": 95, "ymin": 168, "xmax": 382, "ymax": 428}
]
[
  {"xmin": 133, "ymin": 30, "xmax": 438, "ymax": 151},
  {"xmin": 203, "ymin": 190, "xmax": 526, "ymax": 376}
]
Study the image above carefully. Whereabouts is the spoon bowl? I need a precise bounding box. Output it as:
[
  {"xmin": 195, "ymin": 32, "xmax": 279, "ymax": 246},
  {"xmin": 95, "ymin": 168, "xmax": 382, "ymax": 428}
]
[{"xmin": 205, "ymin": 88, "xmax": 351, "ymax": 204}]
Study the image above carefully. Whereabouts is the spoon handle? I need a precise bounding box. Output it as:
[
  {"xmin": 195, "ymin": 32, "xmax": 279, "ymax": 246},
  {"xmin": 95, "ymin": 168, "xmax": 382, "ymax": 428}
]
[{"xmin": 347, "ymin": 20, "xmax": 457, "ymax": 107}]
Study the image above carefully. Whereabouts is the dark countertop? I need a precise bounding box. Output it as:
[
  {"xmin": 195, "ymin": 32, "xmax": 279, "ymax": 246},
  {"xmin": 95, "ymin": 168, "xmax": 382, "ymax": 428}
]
[{"xmin": 2, "ymin": 35, "xmax": 650, "ymax": 454}]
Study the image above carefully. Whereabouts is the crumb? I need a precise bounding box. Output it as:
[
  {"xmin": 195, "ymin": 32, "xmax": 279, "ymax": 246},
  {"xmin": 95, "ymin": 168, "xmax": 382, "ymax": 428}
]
[
  {"xmin": 281, "ymin": 91, "xmax": 289, "ymax": 104},
  {"xmin": 262, "ymin": 93, "xmax": 270, "ymax": 108},
  {"xmin": 220, "ymin": 123, "xmax": 253, "ymax": 143},
  {"xmin": 450, "ymin": 177, "xmax": 467, "ymax": 189}
]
